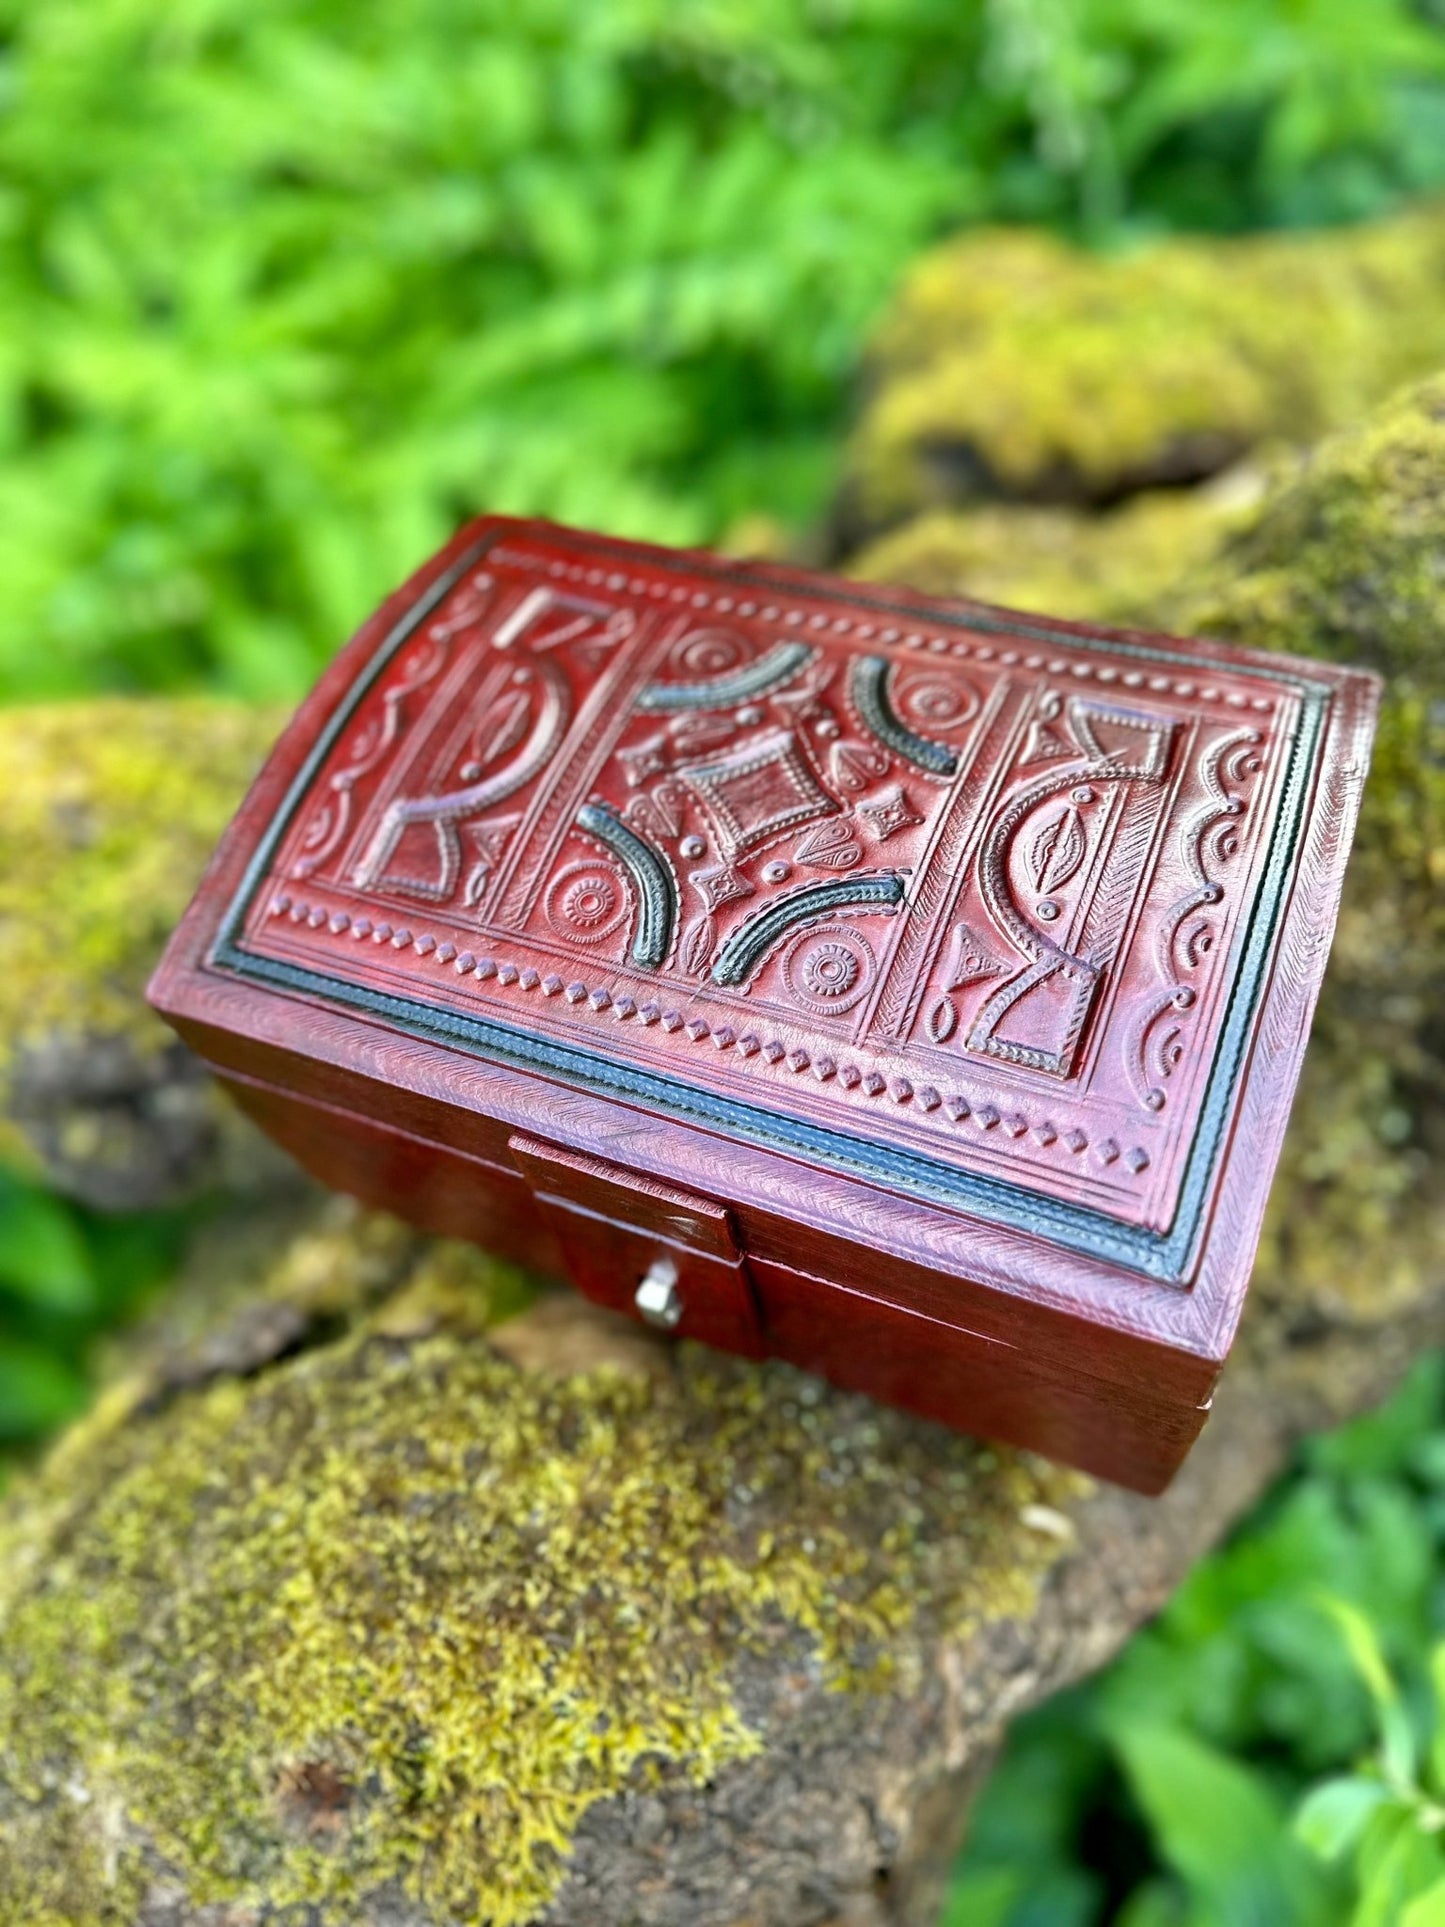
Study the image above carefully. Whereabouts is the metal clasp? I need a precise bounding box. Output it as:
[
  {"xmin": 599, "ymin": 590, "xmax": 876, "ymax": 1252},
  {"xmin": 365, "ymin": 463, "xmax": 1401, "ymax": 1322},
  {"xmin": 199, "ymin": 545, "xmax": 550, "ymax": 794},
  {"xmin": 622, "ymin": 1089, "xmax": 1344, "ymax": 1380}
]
[{"xmin": 634, "ymin": 1255, "xmax": 683, "ymax": 1331}]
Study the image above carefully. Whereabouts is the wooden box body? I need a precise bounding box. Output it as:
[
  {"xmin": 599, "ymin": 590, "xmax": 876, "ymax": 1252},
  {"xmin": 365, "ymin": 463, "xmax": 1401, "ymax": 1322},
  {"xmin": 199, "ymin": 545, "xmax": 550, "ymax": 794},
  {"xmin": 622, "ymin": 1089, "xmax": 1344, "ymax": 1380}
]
[{"xmin": 148, "ymin": 516, "xmax": 1379, "ymax": 1493}]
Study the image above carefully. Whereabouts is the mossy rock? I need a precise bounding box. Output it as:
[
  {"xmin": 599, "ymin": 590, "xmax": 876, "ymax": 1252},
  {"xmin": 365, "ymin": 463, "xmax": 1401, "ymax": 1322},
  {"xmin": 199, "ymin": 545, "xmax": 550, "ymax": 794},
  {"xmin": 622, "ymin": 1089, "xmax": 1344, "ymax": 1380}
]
[
  {"xmin": 0, "ymin": 699, "xmax": 282, "ymax": 1205},
  {"xmin": 0, "ymin": 1204, "xmax": 1086, "ymax": 1927},
  {"xmin": 842, "ymin": 204, "xmax": 1445, "ymax": 534},
  {"xmin": 4, "ymin": 1170, "xmax": 1434, "ymax": 1927},
  {"xmin": 847, "ymin": 478, "xmax": 1261, "ymax": 624}
]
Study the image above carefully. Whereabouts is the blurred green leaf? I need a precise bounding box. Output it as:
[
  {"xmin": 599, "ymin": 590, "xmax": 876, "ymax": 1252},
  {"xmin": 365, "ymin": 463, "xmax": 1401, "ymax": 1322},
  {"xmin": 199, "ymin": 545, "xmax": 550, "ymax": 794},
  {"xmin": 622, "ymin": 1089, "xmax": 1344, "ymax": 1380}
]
[
  {"xmin": 0, "ymin": 1338, "xmax": 88, "ymax": 1439},
  {"xmin": 937, "ymin": 1866, "xmax": 1021, "ymax": 1927},
  {"xmin": 1429, "ymin": 1641, "xmax": 1445, "ymax": 1797},
  {"xmin": 936, "ymin": 1693, "xmax": 1110, "ymax": 1927},
  {"xmin": 1295, "ymin": 1776, "xmax": 1393, "ymax": 1863},
  {"xmin": 1307, "ymin": 1357, "xmax": 1445, "ymax": 1478},
  {"xmin": 1353, "ymin": 1808, "xmax": 1445, "ymax": 1927},
  {"xmin": 1, "ymin": 1, "xmax": 1444, "ymax": 702},
  {"xmin": 1116, "ymin": 1885, "xmax": 1190, "ymax": 1927},
  {"xmin": 0, "ymin": 1175, "xmax": 205, "ymax": 1459},
  {"xmin": 1403, "ymin": 1874, "xmax": 1445, "ymax": 1927},
  {"xmin": 0, "ymin": 1166, "xmax": 95, "ymax": 1314},
  {"xmin": 1322, "ymin": 1597, "xmax": 1419, "ymax": 1790},
  {"xmin": 1106, "ymin": 1721, "xmax": 1335, "ymax": 1927}
]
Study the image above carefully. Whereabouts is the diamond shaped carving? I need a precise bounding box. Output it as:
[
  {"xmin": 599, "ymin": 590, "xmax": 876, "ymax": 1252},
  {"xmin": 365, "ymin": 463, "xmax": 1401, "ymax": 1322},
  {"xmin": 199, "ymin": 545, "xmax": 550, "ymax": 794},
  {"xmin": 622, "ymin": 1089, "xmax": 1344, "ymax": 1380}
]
[
  {"xmin": 691, "ymin": 865, "xmax": 755, "ymax": 912},
  {"xmin": 617, "ymin": 736, "xmax": 670, "ymax": 787},
  {"xmin": 857, "ymin": 783, "xmax": 923, "ymax": 842},
  {"xmin": 676, "ymin": 729, "xmax": 837, "ymax": 860}
]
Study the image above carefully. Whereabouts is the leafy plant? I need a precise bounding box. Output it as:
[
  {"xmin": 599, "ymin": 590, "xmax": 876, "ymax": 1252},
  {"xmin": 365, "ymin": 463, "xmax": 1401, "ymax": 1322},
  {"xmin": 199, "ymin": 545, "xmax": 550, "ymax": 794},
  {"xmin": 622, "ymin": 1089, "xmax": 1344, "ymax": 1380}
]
[
  {"xmin": 1294, "ymin": 1601, "xmax": 1445, "ymax": 1925},
  {"xmin": 0, "ymin": 1162, "xmax": 198, "ymax": 1469},
  {"xmin": 945, "ymin": 1357, "xmax": 1445, "ymax": 1925},
  {"xmin": 3, "ymin": 1, "xmax": 1445, "ymax": 703}
]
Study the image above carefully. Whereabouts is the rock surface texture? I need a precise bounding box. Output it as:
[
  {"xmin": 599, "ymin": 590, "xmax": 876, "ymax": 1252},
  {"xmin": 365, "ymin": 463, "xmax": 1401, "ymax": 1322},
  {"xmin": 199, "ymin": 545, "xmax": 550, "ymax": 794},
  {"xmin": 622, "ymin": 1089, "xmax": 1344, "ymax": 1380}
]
[
  {"xmin": 840, "ymin": 203, "xmax": 1445, "ymax": 538},
  {"xmin": 2, "ymin": 229, "xmax": 1444, "ymax": 1925},
  {"xmin": 0, "ymin": 699, "xmax": 285, "ymax": 1208}
]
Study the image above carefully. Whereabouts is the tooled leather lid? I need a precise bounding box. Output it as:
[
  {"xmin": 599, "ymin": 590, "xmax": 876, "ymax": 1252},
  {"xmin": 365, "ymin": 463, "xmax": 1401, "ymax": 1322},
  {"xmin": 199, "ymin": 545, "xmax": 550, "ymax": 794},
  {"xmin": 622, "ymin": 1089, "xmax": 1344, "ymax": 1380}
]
[{"xmin": 202, "ymin": 516, "xmax": 1378, "ymax": 1289}]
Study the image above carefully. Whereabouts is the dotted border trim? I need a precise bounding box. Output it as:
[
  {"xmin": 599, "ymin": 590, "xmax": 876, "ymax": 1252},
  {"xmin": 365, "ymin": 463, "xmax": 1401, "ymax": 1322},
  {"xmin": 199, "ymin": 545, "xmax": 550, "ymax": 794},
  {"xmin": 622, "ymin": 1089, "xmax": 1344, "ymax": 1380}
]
[
  {"xmin": 490, "ymin": 545, "xmax": 1276, "ymax": 716},
  {"xmin": 266, "ymin": 890, "xmax": 1152, "ymax": 1180}
]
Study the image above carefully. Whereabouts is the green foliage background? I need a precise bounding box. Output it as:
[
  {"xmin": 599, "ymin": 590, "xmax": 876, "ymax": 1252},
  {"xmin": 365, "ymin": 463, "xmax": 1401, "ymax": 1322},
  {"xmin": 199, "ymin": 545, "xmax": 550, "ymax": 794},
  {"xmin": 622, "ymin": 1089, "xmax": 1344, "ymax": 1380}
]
[
  {"xmin": 5, "ymin": 2, "xmax": 1445, "ymax": 1921},
  {"xmin": 5, "ymin": 0, "xmax": 1445, "ymax": 700}
]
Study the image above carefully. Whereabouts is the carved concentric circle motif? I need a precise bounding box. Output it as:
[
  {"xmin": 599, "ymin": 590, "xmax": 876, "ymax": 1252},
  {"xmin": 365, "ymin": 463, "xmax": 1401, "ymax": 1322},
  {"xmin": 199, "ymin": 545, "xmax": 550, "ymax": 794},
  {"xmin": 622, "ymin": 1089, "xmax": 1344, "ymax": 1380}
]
[
  {"xmin": 804, "ymin": 942, "xmax": 859, "ymax": 997},
  {"xmin": 781, "ymin": 923, "xmax": 876, "ymax": 1017},
  {"xmin": 892, "ymin": 671, "xmax": 978, "ymax": 733},
  {"xmin": 545, "ymin": 862, "xmax": 628, "ymax": 945},
  {"xmin": 670, "ymin": 628, "xmax": 748, "ymax": 677}
]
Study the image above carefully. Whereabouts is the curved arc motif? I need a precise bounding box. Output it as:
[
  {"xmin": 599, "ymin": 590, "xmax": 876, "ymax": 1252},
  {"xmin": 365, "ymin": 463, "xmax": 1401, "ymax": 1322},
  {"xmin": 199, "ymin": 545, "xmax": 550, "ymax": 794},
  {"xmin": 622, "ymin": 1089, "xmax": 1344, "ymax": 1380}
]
[
  {"xmin": 351, "ymin": 653, "xmax": 567, "ymax": 900},
  {"xmin": 1127, "ymin": 726, "xmax": 1264, "ymax": 1111},
  {"xmin": 575, "ymin": 801, "xmax": 679, "ymax": 970},
  {"xmin": 636, "ymin": 640, "xmax": 817, "ymax": 713},
  {"xmin": 289, "ymin": 574, "xmax": 495, "ymax": 881},
  {"xmin": 967, "ymin": 699, "xmax": 1175, "ymax": 1077},
  {"xmin": 847, "ymin": 656, "xmax": 960, "ymax": 778},
  {"xmin": 711, "ymin": 871, "xmax": 906, "ymax": 988},
  {"xmin": 974, "ymin": 765, "xmax": 1092, "ymax": 967}
]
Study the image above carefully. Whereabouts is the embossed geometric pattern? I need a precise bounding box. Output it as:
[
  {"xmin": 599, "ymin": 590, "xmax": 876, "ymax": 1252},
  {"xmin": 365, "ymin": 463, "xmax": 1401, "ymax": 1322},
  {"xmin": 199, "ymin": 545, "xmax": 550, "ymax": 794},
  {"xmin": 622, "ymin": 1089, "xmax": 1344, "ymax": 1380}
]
[
  {"xmin": 225, "ymin": 519, "xmax": 1364, "ymax": 1263},
  {"xmin": 674, "ymin": 728, "xmax": 838, "ymax": 859},
  {"xmin": 856, "ymin": 782, "xmax": 924, "ymax": 842}
]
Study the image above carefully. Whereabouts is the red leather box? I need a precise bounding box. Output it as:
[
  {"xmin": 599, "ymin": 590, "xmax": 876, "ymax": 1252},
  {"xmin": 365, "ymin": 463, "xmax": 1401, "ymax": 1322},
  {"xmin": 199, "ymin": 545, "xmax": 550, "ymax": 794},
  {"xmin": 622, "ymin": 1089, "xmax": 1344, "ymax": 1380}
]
[{"xmin": 148, "ymin": 516, "xmax": 1378, "ymax": 1492}]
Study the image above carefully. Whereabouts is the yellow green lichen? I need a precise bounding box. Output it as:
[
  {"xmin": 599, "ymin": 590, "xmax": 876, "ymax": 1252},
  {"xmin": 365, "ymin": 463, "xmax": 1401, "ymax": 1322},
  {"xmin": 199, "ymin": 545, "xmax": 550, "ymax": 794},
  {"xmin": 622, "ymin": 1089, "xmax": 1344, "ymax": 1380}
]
[
  {"xmin": 0, "ymin": 1232, "xmax": 1081, "ymax": 1927},
  {"xmin": 845, "ymin": 205, "xmax": 1445, "ymax": 529},
  {"xmin": 846, "ymin": 481, "xmax": 1259, "ymax": 624},
  {"xmin": 1161, "ymin": 375, "xmax": 1445, "ymax": 1040},
  {"xmin": 1160, "ymin": 374, "xmax": 1445, "ymax": 680},
  {"xmin": 0, "ymin": 698, "xmax": 281, "ymax": 1090}
]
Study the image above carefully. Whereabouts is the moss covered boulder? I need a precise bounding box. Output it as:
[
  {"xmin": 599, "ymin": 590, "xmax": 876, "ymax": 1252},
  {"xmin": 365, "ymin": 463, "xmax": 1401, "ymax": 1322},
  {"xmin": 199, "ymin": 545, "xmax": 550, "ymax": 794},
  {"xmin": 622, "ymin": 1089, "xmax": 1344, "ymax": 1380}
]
[
  {"xmin": 3, "ymin": 1169, "xmax": 1432, "ymax": 1927},
  {"xmin": 0, "ymin": 1210, "xmax": 1089, "ymax": 1927},
  {"xmin": 0, "ymin": 699, "xmax": 282, "ymax": 1206},
  {"xmin": 848, "ymin": 477, "xmax": 1261, "ymax": 624},
  {"xmin": 841, "ymin": 204, "xmax": 1445, "ymax": 536}
]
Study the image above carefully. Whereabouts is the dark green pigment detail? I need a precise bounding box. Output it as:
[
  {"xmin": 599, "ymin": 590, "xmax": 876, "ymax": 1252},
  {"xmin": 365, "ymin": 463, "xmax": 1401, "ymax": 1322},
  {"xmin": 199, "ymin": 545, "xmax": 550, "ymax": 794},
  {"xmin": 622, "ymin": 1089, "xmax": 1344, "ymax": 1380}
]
[
  {"xmin": 711, "ymin": 873, "xmax": 906, "ymax": 987},
  {"xmin": 212, "ymin": 942, "xmax": 1188, "ymax": 1275},
  {"xmin": 576, "ymin": 801, "xmax": 677, "ymax": 969},
  {"xmin": 636, "ymin": 640, "xmax": 817, "ymax": 713},
  {"xmin": 848, "ymin": 656, "xmax": 959, "ymax": 777}
]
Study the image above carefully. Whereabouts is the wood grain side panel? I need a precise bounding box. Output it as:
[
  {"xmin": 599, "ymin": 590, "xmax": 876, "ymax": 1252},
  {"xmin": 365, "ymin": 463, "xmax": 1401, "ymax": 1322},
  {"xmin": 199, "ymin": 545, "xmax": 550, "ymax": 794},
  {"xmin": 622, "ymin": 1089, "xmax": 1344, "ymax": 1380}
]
[
  {"xmin": 221, "ymin": 1071, "xmax": 561, "ymax": 1275},
  {"xmin": 749, "ymin": 1257, "xmax": 1207, "ymax": 1494}
]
